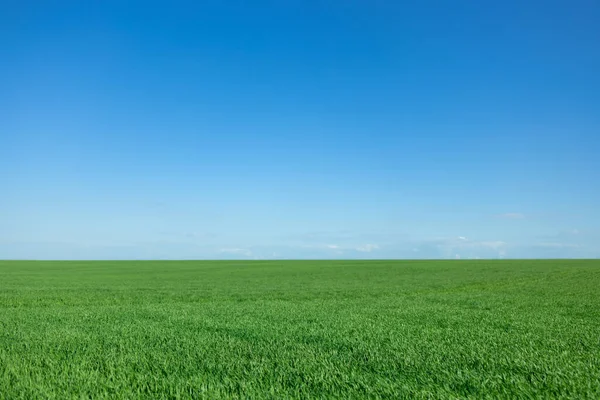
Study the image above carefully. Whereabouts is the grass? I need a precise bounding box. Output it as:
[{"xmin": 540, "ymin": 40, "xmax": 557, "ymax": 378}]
[{"xmin": 0, "ymin": 259, "xmax": 599, "ymax": 399}]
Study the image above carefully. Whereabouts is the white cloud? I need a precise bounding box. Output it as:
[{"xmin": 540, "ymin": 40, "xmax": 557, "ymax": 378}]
[
  {"xmin": 326, "ymin": 244, "xmax": 340, "ymax": 249},
  {"xmin": 356, "ymin": 244, "xmax": 379, "ymax": 252}
]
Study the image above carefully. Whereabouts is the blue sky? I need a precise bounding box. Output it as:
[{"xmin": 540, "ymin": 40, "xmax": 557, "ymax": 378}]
[{"xmin": 1, "ymin": 1, "xmax": 599, "ymax": 259}]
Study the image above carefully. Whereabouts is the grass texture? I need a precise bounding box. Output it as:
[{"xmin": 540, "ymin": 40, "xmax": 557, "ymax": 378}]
[{"xmin": 0, "ymin": 259, "xmax": 599, "ymax": 399}]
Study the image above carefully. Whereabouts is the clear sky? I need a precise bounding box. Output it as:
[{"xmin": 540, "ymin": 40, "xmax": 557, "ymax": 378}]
[{"xmin": 1, "ymin": 1, "xmax": 599, "ymax": 260}]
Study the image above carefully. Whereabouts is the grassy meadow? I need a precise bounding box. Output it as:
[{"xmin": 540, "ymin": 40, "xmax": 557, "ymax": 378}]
[{"xmin": 0, "ymin": 259, "xmax": 599, "ymax": 399}]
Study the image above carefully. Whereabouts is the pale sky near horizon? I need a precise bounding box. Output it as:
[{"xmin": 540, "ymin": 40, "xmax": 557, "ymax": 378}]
[{"xmin": 1, "ymin": 1, "xmax": 599, "ymax": 259}]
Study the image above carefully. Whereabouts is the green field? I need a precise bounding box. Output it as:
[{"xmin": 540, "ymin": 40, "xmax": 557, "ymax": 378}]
[{"xmin": 1, "ymin": 260, "xmax": 599, "ymax": 399}]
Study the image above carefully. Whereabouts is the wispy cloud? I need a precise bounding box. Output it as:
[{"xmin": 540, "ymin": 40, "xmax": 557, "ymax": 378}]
[
  {"xmin": 218, "ymin": 248, "xmax": 253, "ymax": 256},
  {"xmin": 283, "ymin": 231, "xmax": 406, "ymax": 245},
  {"xmin": 534, "ymin": 242, "xmax": 582, "ymax": 249},
  {"xmin": 497, "ymin": 213, "xmax": 525, "ymax": 219},
  {"xmin": 419, "ymin": 236, "xmax": 508, "ymax": 259},
  {"xmin": 478, "ymin": 241, "xmax": 506, "ymax": 249},
  {"xmin": 430, "ymin": 237, "xmax": 506, "ymax": 249},
  {"xmin": 293, "ymin": 243, "xmax": 382, "ymax": 255},
  {"xmin": 533, "ymin": 229, "xmax": 590, "ymax": 251},
  {"xmin": 356, "ymin": 244, "xmax": 379, "ymax": 252},
  {"xmin": 159, "ymin": 231, "xmax": 217, "ymax": 241}
]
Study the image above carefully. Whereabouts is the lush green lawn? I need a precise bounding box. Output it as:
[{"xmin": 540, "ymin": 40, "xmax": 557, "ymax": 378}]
[{"xmin": 0, "ymin": 260, "xmax": 599, "ymax": 399}]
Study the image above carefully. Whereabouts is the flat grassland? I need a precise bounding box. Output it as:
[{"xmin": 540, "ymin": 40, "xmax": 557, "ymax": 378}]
[{"xmin": 0, "ymin": 260, "xmax": 599, "ymax": 399}]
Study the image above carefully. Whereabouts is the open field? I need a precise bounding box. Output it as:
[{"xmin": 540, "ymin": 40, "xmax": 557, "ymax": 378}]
[{"xmin": 0, "ymin": 260, "xmax": 599, "ymax": 399}]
